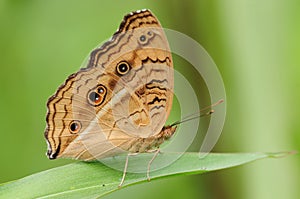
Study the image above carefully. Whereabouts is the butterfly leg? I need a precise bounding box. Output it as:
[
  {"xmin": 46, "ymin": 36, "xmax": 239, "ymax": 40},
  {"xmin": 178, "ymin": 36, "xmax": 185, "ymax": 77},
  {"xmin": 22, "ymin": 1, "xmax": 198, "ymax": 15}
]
[
  {"xmin": 119, "ymin": 152, "xmax": 138, "ymax": 188},
  {"xmin": 146, "ymin": 148, "xmax": 161, "ymax": 181}
]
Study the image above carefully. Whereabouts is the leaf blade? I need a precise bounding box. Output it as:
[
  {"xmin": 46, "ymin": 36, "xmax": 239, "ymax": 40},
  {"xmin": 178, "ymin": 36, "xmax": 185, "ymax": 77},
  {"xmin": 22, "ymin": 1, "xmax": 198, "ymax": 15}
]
[{"xmin": 0, "ymin": 152, "xmax": 290, "ymax": 198}]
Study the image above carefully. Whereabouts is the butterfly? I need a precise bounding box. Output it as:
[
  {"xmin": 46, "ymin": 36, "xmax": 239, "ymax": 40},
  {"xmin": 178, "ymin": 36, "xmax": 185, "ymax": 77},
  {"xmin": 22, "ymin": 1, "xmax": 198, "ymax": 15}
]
[{"xmin": 44, "ymin": 9, "xmax": 176, "ymax": 186}]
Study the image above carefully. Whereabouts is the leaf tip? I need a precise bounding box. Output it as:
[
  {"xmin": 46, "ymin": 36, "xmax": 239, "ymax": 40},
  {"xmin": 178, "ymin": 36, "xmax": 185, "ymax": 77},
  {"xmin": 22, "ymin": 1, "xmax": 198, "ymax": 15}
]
[{"xmin": 267, "ymin": 151, "xmax": 297, "ymax": 158}]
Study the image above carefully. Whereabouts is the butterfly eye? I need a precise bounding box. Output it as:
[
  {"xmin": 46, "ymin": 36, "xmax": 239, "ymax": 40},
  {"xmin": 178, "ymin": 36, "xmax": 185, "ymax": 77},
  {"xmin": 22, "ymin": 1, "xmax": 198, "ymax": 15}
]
[
  {"xmin": 116, "ymin": 61, "xmax": 131, "ymax": 76},
  {"xmin": 87, "ymin": 84, "xmax": 107, "ymax": 106},
  {"xmin": 69, "ymin": 120, "xmax": 81, "ymax": 134}
]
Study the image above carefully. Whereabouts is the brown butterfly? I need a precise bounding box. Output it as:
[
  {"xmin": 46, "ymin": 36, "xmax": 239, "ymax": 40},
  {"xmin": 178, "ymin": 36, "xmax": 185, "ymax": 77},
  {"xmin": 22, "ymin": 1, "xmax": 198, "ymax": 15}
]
[{"xmin": 44, "ymin": 9, "xmax": 176, "ymax": 186}]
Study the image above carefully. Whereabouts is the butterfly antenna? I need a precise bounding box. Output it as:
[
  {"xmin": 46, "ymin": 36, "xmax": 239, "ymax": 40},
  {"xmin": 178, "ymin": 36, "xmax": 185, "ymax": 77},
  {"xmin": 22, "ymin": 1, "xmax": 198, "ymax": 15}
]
[{"xmin": 170, "ymin": 99, "xmax": 224, "ymax": 126}]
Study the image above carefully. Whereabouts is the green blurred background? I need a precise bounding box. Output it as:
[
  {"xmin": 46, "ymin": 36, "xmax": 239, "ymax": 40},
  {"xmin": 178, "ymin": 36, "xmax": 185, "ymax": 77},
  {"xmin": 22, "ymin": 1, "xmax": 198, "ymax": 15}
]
[{"xmin": 1, "ymin": 0, "xmax": 299, "ymax": 198}]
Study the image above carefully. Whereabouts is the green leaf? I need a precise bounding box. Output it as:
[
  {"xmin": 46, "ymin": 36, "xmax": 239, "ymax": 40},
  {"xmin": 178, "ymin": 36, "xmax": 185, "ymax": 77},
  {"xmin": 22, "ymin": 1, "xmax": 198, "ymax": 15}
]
[{"xmin": 0, "ymin": 152, "xmax": 292, "ymax": 198}]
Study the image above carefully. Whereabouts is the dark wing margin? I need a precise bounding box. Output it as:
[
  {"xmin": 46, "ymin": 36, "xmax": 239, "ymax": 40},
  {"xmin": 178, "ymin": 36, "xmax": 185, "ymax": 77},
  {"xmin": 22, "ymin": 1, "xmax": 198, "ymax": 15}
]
[{"xmin": 87, "ymin": 9, "xmax": 158, "ymax": 68}]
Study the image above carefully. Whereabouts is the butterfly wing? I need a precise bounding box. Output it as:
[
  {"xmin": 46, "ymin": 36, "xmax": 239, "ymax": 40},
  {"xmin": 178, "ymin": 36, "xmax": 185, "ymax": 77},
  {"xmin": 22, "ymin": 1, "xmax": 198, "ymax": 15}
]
[{"xmin": 45, "ymin": 9, "xmax": 173, "ymax": 160}]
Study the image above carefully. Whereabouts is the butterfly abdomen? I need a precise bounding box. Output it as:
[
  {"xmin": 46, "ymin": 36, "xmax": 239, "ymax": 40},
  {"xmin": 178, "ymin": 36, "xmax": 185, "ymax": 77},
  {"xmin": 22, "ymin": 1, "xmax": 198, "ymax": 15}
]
[{"xmin": 124, "ymin": 125, "xmax": 177, "ymax": 153}]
